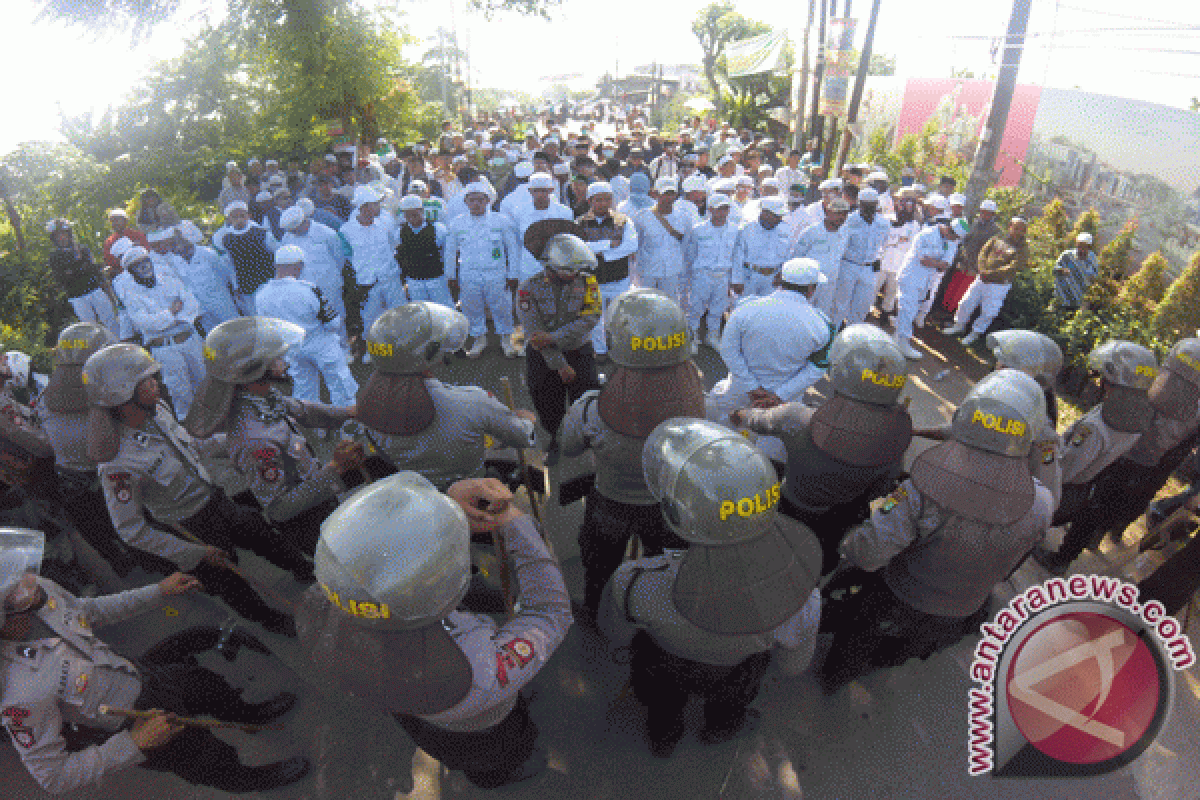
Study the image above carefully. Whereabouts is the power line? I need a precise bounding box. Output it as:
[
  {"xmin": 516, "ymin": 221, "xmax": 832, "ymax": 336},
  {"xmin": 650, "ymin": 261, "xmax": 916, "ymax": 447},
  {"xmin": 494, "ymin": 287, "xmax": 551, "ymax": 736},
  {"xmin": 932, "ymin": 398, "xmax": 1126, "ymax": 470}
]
[
  {"xmin": 943, "ymin": 25, "xmax": 1200, "ymax": 40},
  {"xmin": 1052, "ymin": 4, "xmax": 1200, "ymax": 28}
]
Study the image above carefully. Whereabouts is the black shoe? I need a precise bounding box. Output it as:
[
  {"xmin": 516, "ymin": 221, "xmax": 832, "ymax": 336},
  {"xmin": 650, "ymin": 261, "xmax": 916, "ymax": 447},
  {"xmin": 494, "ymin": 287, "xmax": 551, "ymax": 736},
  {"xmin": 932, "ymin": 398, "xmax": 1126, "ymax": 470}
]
[
  {"xmin": 1030, "ymin": 546, "xmax": 1069, "ymax": 576},
  {"xmin": 217, "ymin": 625, "xmax": 273, "ymax": 662},
  {"xmin": 647, "ymin": 727, "xmax": 684, "ymax": 759},
  {"xmin": 259, "ymin": 612, "xmax": 297, "ymax": 638},
  {"xmin": 698, "ymin": 708, "xmax": 761, "ymax": 745},
  {"xmin": 498, "ymin": 747, "xmax": 547, "ymax": 786},
  {"xmin": 237, "ymin": 691, "xmax": 299, "ymax": 726},
  {"xmin": 241, "ymin": 756, "xmax": 311, "ymax": 791}
]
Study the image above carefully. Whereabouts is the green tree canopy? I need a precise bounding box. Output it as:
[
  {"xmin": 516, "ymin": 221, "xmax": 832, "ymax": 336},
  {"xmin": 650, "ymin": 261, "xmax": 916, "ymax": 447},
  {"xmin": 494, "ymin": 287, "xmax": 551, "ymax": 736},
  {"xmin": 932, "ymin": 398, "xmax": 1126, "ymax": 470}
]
[{"xmin": 691, "ymin": 1, "xmax": 771, "ymax": 112}]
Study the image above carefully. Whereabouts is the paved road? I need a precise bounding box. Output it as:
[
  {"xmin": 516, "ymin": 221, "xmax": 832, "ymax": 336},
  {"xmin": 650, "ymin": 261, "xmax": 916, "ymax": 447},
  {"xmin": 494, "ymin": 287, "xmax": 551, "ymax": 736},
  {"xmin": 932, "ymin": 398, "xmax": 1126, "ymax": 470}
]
[{"xmin": 5, "ymin": 324, "xmax": 1197, "ymax": 799}]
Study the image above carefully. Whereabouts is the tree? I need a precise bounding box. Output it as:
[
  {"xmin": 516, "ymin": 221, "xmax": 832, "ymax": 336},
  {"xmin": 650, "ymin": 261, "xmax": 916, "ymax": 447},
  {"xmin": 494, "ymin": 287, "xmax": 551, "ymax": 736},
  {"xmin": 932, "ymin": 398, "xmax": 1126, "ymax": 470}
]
[
  {"xmin": 1153, "ymin": 251, "xmax": 1200, "ymax": 340},
  {"xmin": 1190, "ymin": 97, "xmax": 1199, "ymax": 112},
  {"xmin": 869, "ymin": 53, "xmax": 896, "ymax": 76},
  {"xmin": 691, "ymin": 1, "xmax": 771, "ymax": 113},
  {"xmin": 1119, "ymin": 251, "xmax": 1169, "ymax": 317},
  {"xmin": 1083, "ymin": 221, "xmax": 1137, "ymax": 310}
]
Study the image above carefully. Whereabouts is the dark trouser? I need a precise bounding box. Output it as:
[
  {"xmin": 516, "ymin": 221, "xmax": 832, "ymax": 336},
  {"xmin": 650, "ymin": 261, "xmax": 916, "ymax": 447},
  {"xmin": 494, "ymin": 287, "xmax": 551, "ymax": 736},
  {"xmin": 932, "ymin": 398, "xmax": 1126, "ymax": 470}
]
[
  {"xmin": 630, "ymin": 631, "xmax": 770, "ymax": 744},
  {"xmin": 779, "ymin": 494, "xmax": 871, "ymax": 577},
  {"xmin": 1051, "ymin": 482, "xmax": 1093, "ymax": 528},
  {"xmin": 183, "ymin": 488, "xmax": 313, "ymax": 579},
  {"xmin": 276, "ymin": 497, "xmax": 339, "ymax": 557},
  {"xmin": 817, "ymin": 570, "xmax": 987, "ymax": 693},
  {"xmin": 57, "ymin": 471, "xmax": 138, "ymax": 572},
  {"xmin": 1055, "ymin": 443, "xmax": 1196, "ymax": 565},
  {"xmin": 526, "ymin": 345, "xmax": 599, "ymax": 439},
  {"xmin": 578, "ymin": 489, "xmax": 681, "ymax": 613},
  {"xmin": 1138, "ymin": 532, "xmax": 1200, "ymax": 616},
  {"xmin": 393, "ymin": 698, "xmax": 538, "ymax": 789},
  {"xmin": 133, "ymin": 659, "xmax": 270, "ymax": 792}
]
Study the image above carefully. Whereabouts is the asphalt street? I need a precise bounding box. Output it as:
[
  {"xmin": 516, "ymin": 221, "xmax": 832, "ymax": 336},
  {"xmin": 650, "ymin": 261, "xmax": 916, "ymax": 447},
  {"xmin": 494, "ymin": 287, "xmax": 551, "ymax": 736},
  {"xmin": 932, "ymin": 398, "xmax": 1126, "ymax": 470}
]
[{"xmin": 4, "ymin": 323, "xmax": 1198, "ymax": 800}]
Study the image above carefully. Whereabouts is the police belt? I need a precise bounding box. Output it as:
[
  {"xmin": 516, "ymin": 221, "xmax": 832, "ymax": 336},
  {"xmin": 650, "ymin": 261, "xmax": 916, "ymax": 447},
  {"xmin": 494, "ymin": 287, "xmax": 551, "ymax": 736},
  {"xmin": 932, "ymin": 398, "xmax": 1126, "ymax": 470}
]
[
  {"xmin": 747, "ymin": 264, "xmax": 780, "ymax": 276},
  {"xmin": 841, "ymin": 257, "xmax": 883, "ymax": 268},
  {"xmin": 144, "ymin": 330, "xmax": 193, "ymax": 348}
]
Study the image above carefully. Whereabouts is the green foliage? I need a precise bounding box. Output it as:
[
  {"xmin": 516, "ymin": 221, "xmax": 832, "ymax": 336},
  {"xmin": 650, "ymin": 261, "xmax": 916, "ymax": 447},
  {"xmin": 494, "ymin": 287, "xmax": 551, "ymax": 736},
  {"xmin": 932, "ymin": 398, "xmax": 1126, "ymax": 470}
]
[
  {"xmin": 986, "ymin": 187, "xmax": 1035, "ymax": 228},
  {"xmin": 1083, "ymin": 221, "xmax": 1137, "ymax": 309},
  {"xmin": 857, "ymin": 121, "xmax": 969, "ymax": 188},
  {"xmin": 692, "ymin": 1, "xmax": 771, "ymax": 110},
  {"xmin": 1153, "ymin": 252, "xmax": 1200, "ymax": 341},
  {"xmin": 1118, "ymin": 251, "xmax": 1169, "ymax": 316}
]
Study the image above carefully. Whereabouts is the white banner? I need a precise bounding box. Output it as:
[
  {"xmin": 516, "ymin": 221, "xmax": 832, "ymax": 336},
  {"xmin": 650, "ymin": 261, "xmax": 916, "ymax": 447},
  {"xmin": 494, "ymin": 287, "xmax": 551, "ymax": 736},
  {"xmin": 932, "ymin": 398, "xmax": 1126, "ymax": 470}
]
[{"xmin": 724, "ymin": 30, "xmax": 790, "ymax": 78}]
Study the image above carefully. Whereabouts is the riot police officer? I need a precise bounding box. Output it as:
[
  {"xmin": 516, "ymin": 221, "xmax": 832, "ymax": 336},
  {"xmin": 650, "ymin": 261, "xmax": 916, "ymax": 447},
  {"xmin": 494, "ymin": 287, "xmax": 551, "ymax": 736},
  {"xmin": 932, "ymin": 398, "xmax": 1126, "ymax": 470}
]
[
  {"xmin": 84, "ymin": 344, "xmax": 309, "ymax": 635},
  {"xmin": 296, "ymin": 473, "xmax": 572, "ymax": 789},
  {"xmin": 516, "ymin": 224, "xmax": 604, "ymax": 463},
  {"xmin": 0, "ymin": 528, "xmax": 309, "ymax": 795},
  {"xmin": 358, "ymin": 303, "xmax": 538, "ymax": 491},
  {"xmin": 732, "ymin": 324, "xmax": 914, "ymax": 575},
  {"xmin": 38, "ymin": 323, "xmax": 139, "ymax": 573},
  {"xmin": 599, "ymin": 419, "xmax": 822, "ymax": 757},
  {"xmin": 559, "ymin": 289, "xmax": 706, "ymax": 620},
  {"xmin": 818, "ymin": 371, "xmax": 1054, "ymax": 693},
  {"xmin": 184, "ymin": 317, "xmax": 365, "ymax": 555}
]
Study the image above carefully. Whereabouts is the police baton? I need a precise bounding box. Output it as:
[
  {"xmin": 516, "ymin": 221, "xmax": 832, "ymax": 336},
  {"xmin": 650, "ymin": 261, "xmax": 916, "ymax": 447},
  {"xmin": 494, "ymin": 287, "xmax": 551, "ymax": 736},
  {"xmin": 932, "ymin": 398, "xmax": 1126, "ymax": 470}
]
[
  {"xmin": 98, "ymin": 705, "xmax": 284, "ymax": 734},
  {"xmin": 498, "ymin": 376, "xmax": 545, "ymax": 529}
]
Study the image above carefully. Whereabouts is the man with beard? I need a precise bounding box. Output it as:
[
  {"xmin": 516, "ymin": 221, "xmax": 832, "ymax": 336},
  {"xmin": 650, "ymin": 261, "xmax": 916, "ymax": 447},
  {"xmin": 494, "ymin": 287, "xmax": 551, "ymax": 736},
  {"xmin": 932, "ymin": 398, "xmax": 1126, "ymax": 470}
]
[
  {"xmin": 946, "ymin": 217, "xmax": 1029, "ymax": 346},
  {"xmin": 110, "ymin": 247, "xmax": 206, "ymax": 419},
  {"xmin": 790, "ymin": 198, "xmax": 850, "ymax": 320},
  {"xmin": 102, "ymin": 209, "xmax": 148, "ymax": 271},
  {"xmin": 513, "ymin": 174, "xmax": 574, "ymax": 285},
  {"xmin": 575, "ymin": 183, "xmax": 639, "ymax": 362},
  {"xmin": 171, "ymin": 224, "xmax": 239, "ymax": 335}
]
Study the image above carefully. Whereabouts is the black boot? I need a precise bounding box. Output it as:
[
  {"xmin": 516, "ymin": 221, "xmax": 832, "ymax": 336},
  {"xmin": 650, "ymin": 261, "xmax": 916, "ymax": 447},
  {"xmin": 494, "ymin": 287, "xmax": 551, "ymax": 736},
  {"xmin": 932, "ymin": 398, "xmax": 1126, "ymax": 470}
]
[
  {"xmin": 230, "ymin": 691, "xmax": 299, "ymax": 726},
  {"xmin": 238, "ymin": 756, "xmax": 311, "ymax": 792}
]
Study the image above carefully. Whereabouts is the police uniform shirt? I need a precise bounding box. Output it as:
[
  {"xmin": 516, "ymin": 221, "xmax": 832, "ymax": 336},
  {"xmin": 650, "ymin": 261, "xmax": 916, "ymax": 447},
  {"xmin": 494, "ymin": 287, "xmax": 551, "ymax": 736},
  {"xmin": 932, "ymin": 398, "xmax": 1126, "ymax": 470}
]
[
  {"xmin": 1057, "ymin": 406, "xmax": 1138, "ymax": 488},
  {"xmin": 839, "ymin": 478, "xmax": 1053, "ymax": 618},
  {"xmin": 740, "ymin": 402, "xmax": 900, "ymax": 512},
  {"xmin": 229, "ymin": 390, "xmax": 352, "ymax": 523},
  {"xmin": 791, "ymin": 221, "xmax": 848, "ymax": 280},
  {"xmin": 602, "ymin": 551, "xmax": 822, "ymax": 667},
  {"xmin": 1124, "ymin": 409, "xmax": 1200, "ymax": 468},
  {"xmin": 515, "ymin": 273, "xmax": 602, "ymax": 370},
  {"xmin": 559, "ymin": 390, "xmax": 655, "ymax": 505},
  {"xmin": 373, "ymin": 379, "xmax": 535, "ymax": 491},
  {"xmin": 98, "ymin": 403, "xmax": 212, "ymax": 570},
  {"xmin": 112, "ymin": 265, "xmax": 200, "ymax": 339},
  {"xmin": 683, "ymin": 218, "xmax": 739, "ymax": 274},
  {"xmin": 1, "ymin": 580, "xmax": 165, "ymax": 795},
  {"xmin": 339, "ymin": 214, "xmax": 398, "ymax": 286},
  {"xmin": 39, "ymin": 407, "xmax": 92, "ymax": 474},
  {"xmin": 731, "ymin": 219, "xmax": 794, "ymax": 285},
  {"xmin": 717, "ymin": 289, "xmax": 832, "ymax": 401},
  {"xmin": 416, "ymin": 515, "xmax": 572, "ymax": 733}
]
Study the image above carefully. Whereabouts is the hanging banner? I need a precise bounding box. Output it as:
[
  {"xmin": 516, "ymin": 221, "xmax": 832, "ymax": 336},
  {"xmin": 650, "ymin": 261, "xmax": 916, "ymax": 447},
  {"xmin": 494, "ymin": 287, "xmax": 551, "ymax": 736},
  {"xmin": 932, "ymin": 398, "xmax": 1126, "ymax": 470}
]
[
  {"xmin": 725, "ymin": 29, "xmax": 790, "ymax": 78},
  {"xmin": 819, "ymin": 18, "xmax": 858, "ymax": 118}
]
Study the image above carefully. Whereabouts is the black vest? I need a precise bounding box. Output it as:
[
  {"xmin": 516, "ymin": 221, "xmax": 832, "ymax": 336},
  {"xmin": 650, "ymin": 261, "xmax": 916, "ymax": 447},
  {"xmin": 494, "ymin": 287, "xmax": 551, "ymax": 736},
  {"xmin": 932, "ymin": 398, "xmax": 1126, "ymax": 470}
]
[
  {"xmin": 577, "ymin": 214, "xmax": 629, "ymax": 285},
  {"xmin": 224, "ymin": 226, "xmax": 275, "ymax": 296},
  {"xmin": 395, "ymin": 224, "xmax": 443, "ymax": 281}
]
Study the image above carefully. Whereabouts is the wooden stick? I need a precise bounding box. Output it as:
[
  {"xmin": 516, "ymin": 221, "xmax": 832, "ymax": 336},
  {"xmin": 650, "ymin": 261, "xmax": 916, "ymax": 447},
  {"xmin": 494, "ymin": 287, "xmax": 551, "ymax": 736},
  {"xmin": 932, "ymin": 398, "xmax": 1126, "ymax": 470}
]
[
  {"xmin": 98, "ymin": 705, "xmax": 283, "ymax": 733},
  {"xmin": 167, "ymin": 523, "xmax": 298, "ymax": 614},
  {"xmin": 499, "ymin": 375, "xmax": 545, "ymax": 528}
]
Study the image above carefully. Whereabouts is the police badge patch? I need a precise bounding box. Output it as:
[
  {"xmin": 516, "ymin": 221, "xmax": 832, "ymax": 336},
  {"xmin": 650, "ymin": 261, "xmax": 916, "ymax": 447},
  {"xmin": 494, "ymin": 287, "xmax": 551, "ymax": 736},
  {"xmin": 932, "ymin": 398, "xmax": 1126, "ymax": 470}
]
[
  {"xmin": 2, "ymin": 707, "xmax": 35, "ymax": 749},
  {"xmin": 1071, "ymin": 425, "xmax": 1093, "ymax": 448},
  {"xmin": 880, "ymin": 486, "xmax": 907, "ymax": 513},
  {"xmin": 106, "ymin": 472, "xmax": 133, "ymax": 504}
]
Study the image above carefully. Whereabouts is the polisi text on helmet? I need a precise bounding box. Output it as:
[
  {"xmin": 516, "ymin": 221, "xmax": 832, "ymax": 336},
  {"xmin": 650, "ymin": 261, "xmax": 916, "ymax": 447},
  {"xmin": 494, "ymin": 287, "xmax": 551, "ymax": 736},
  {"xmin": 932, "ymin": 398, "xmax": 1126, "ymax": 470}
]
[
  {"xmin": 971, "ymin": 409, "xmax": 1026, "ymax": 437},
  {"xmin": 718, "ymin": 483, "xmax": 781, "ymax": 521},
  {"xmin": 630, "ymin": 332, "xmax": 686, "ymax": 353}
]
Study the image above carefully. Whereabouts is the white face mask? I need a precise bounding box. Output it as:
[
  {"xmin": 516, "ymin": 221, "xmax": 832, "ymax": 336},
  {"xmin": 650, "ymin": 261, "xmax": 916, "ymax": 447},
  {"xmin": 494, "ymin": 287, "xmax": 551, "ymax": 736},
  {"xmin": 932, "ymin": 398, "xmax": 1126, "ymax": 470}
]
[
  {"xmin": 603, "ymin": 149, "xmax": 615, "ymax": 159},
  {"xmin": 490, "ymin": 157, "xmax": 507, "ymax": 167}
]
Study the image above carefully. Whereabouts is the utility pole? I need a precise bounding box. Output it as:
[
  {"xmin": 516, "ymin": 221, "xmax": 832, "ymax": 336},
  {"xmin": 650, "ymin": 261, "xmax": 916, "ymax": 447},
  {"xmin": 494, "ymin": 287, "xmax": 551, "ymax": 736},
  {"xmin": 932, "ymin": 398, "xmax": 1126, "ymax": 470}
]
[
  {"xmin": 835, "ymin": 0, "xmax": 881, "ymax": 172},
  {"xmin": 964, "ymin": 0, "xmax": 1032, "ymax": 218},
  {"xmin": 807, "ymin": 0, "xmax": 829, "ymax": 162},
  {"xmin": 792, "ymin": 0, "xmax": 816, "ymax": 150}
]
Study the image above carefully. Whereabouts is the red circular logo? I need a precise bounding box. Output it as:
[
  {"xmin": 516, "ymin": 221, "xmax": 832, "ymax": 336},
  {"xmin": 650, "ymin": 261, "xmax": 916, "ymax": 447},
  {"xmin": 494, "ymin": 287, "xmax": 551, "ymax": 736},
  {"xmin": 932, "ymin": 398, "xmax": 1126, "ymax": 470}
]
[{"xmin": 1005, "ymin": 611, "xmax": 1161, "ymax": 765}]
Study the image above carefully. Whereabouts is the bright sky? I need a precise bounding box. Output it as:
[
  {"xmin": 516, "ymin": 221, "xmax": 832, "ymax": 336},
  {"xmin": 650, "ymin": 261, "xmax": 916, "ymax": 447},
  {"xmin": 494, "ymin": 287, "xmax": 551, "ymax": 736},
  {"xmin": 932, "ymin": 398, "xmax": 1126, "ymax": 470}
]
[{"xmin": 2, "ymin": 0, "xmax": 1198, "ymax": 155}]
